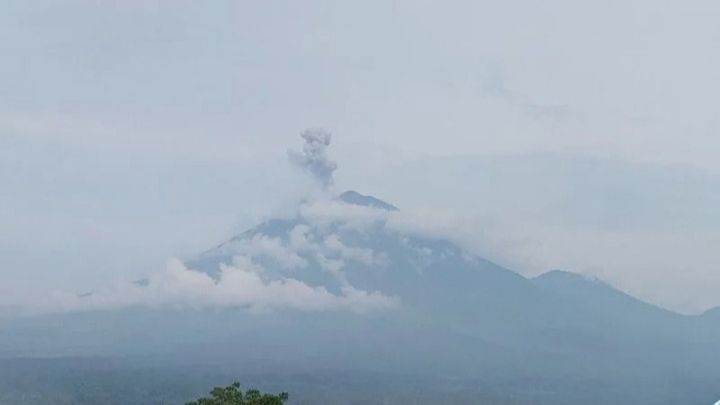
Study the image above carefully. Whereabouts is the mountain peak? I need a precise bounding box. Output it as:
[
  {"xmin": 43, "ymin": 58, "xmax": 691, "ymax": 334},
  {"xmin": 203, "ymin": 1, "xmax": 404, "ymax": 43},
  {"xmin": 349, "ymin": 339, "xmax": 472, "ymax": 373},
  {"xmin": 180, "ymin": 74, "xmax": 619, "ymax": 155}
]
[
  {"xmin": 338, "ymin": 190, "xmax": 398, "ymax": 211},
  {"xmin": 534, "ymin": 269, "xmax": 598, "ymax": 284}
]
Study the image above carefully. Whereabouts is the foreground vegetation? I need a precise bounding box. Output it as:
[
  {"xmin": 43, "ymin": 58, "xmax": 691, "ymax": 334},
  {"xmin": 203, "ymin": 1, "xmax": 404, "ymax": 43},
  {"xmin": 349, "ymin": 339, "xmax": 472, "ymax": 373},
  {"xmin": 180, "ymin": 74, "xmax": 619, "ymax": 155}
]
[{"xmin": 186, "ymin": 382, "xmax": 288, "ymax": 405}]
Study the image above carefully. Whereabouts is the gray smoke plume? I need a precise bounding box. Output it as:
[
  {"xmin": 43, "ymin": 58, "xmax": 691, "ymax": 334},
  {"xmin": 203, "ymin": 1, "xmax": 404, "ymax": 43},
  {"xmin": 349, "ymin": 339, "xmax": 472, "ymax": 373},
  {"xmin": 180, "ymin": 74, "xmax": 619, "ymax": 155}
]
[{"xmin": 288, "ymin": 128, "xmax": 338, "ymax": 188}]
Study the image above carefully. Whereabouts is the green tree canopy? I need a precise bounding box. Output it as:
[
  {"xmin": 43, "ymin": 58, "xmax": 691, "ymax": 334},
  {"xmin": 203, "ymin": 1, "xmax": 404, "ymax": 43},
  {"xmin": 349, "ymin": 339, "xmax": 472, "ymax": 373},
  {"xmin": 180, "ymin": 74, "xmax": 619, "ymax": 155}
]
[{"xmin": 186, "ymin": 382, "xmax": 288, "ymax": 405}]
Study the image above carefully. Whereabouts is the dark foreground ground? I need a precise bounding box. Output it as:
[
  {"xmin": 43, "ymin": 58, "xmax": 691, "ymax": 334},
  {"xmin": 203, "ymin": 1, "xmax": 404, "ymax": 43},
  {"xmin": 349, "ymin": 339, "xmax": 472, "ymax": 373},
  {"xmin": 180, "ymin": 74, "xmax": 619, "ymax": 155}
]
[{"xmin": 0, "ymin": 357, "xmax": 717, "ymax": 405}]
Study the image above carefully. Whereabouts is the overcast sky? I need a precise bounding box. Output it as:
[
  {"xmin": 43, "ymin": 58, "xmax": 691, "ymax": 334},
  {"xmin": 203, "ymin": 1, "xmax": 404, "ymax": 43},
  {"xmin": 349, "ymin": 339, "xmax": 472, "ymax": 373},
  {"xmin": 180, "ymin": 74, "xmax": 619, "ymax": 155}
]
[{"xmin": 2, "ymin": 0, "xmax": 720, "ymax": 313}]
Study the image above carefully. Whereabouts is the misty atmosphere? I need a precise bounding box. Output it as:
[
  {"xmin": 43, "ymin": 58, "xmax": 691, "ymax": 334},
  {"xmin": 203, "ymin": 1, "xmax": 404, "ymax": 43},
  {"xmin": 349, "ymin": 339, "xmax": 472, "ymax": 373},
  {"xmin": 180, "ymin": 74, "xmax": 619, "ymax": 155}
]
[{"xmin": 2, "ymin": 1, "xmax": 720, "ymax": 404}]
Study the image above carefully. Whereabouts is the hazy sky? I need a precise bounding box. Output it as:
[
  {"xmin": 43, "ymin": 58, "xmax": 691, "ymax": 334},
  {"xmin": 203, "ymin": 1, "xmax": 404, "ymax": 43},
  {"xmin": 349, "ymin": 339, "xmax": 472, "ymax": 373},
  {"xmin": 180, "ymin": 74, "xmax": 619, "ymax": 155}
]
[{"xmin": 2, "ymin": 0, "xmax": 720, "ymax": 313}]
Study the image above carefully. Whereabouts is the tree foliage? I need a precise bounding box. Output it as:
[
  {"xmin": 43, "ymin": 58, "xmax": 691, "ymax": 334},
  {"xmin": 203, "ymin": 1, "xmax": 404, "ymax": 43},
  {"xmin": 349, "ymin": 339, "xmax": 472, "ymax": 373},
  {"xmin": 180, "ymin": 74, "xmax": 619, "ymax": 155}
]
[{"xmin": 186, "ymin": 382, "xmax": 288, "ymax": 405}]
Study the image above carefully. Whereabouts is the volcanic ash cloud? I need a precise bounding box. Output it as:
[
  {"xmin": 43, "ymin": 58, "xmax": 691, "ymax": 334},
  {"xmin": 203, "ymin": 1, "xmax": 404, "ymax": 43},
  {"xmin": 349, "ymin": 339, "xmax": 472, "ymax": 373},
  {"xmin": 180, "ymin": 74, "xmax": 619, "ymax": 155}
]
[{"xmin": 288, "ymin": 128, "xmax": 338, "ymax": 188}]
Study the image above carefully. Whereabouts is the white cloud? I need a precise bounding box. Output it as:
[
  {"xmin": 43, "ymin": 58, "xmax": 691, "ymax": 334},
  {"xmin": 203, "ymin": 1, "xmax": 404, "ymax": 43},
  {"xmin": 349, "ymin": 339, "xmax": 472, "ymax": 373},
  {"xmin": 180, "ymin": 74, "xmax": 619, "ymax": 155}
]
[
  {"xmin": 34, "ymin": 258, "xmax": 399, "ymax": 315},
  {"xmin": 296, "ymin": 198, "xmax": 515, "ymax": 270},
  {"xmin": 322, "ymin": 234, "xmax": 379, "ymax": 267},
  {"xmin": 288, "ymin": 224, "xmax": 314, "ymax": 251},
  {"xmin": 230, "ymin": 234, "xmax": 308, "ymax": 270},
  {"xmin": 298, "ymin": 199, "xmax": 389, "ymax": 229},
  {"xmin": 314, "ymin": 253, "xmax": 345, "ymax": 277}
]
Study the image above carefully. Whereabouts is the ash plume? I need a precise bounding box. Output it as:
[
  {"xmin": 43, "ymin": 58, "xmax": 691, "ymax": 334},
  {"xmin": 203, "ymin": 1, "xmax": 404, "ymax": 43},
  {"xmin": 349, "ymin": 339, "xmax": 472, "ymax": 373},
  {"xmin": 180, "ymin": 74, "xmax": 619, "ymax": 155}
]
[{"xmin": 288, "ymin": 128, "xmax": 338, "ymax": 188}]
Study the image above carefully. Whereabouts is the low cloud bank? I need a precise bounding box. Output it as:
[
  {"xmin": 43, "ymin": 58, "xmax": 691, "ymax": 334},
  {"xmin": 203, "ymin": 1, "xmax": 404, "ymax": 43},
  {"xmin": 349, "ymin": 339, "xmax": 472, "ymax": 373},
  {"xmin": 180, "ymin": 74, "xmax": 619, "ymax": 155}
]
[{"xmin": 39, "ymin": 257, "xmax": 398, "ymax": 315}]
